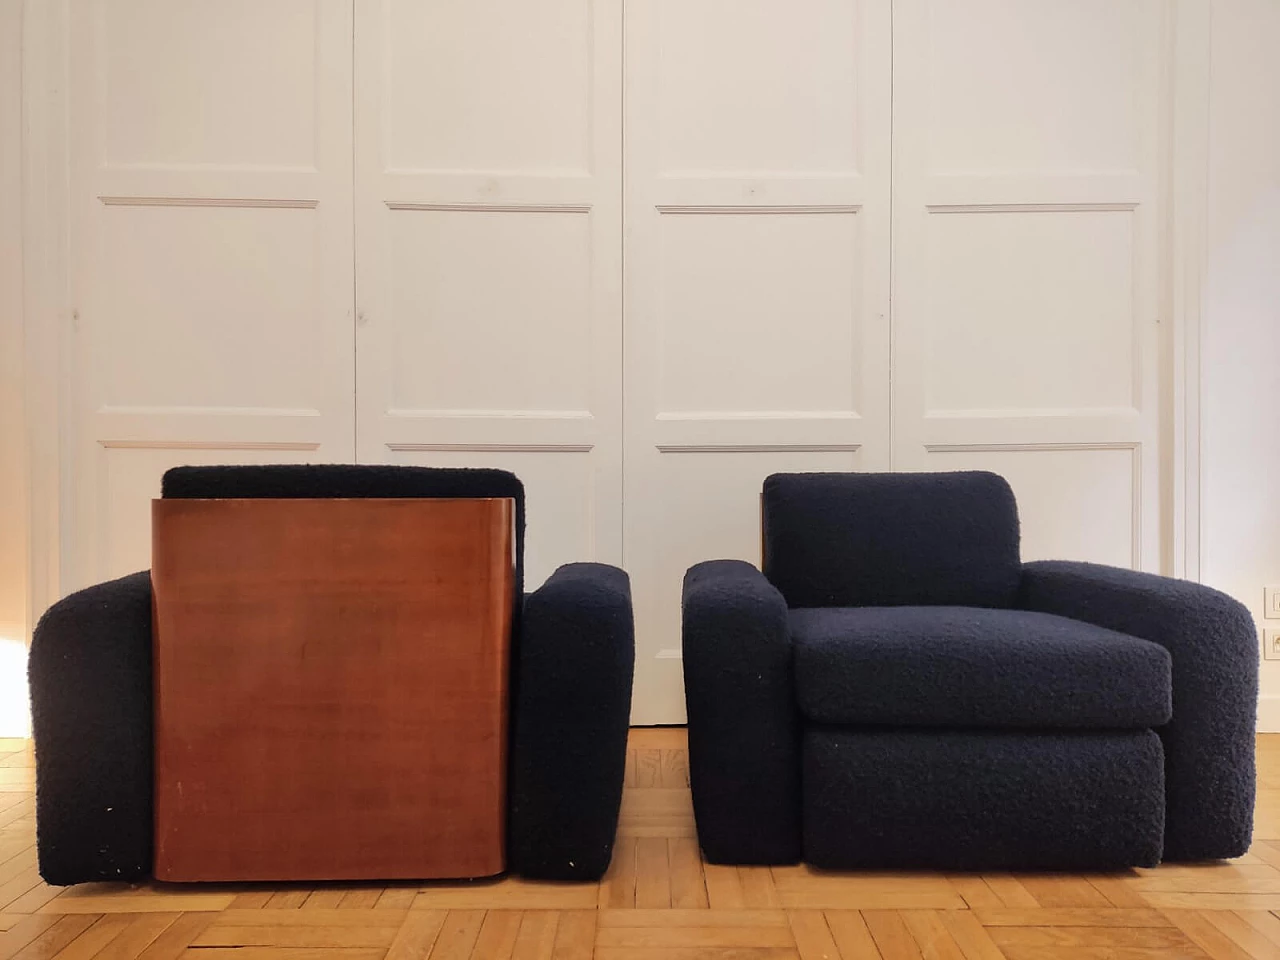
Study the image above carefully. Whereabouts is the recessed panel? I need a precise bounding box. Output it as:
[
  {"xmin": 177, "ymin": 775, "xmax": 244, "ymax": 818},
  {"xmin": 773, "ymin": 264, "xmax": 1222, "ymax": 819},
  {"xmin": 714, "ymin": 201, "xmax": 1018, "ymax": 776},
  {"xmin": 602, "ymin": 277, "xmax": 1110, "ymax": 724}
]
[
  {"xmin": 925, "ymin": 446, "xmax": 1136, "ymax": 567},
  {"xmin": 658, "ymin": 213, "xmax": 860, "ymax": 414},
  {"xmin": 388, "ymin": 209, "xmax": 592, "ymax": 413},
  {"xmin": 101, "ymin": 0, "xmax": 318, "ymax": 168},
  {"xmin": 925, "ymin": 210, "xmax": 1135, "ymax": 413},
  {"xmin": 385, "ymin": 0, "xmax": 591, "ymax": 172},
  {"xmin": 93, "ymin": 204, "xmax": 325, "ymax": 411},
  {"xmin": 657, "ymin": 0, "xmax": 858, "ymax": 173},
  {"xmin": 926, "ymin": 0, "xmax": 1140, "ymax": 173},
  {"xmin": 100, "ymin": 446, "xmax": 316, "ymax": 581},
  {"xmin": 389, "ymin": 448, "xmax": 595, "ymax": 590}
]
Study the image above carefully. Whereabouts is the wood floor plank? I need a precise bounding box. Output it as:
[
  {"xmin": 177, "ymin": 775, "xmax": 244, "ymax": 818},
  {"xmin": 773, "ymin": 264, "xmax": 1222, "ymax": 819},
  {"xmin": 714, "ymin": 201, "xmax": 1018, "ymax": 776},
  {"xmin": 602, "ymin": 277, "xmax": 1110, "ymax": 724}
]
[
  {"xmin": 597, "ymin": 912, "xmax": 788, "ymax": 929},
  {"xmin": 1015, "ymin": 876, "xmax": 1111, "ymax": 908},
  {"xmin": 597, "ymin": 926, "xmax": 794, "ymax": 949},
  {"xmin": 176, "ymin": 949, "xmax": 384, "ymax": 960},
  {"xmin": 1, "ymin": 915, "xmax": 61, "ymax": 960},
  {"xmin": 9, "ymin": 915, "xmax": 97, "ymax": 960},
  {"xmin": 1164, "ymin": 910, "xmax": 1257, "ymax": 960},
  {"xmin": 660, "ymin": 751, "xmax": 690, "ymax": 789},
  {"xmin": 89, "ymin": 914, "xmax": 181, "ymax": 960},
  {"xmin": 264, "ymin": 892, "xmax": 309, "ymax": 910},
  {"xmin": 901, "ymin": 913, "xmax": 966, "ymax": 960},
  {"xmin": 667, "ymin": 840, "xmax": 708, "ymax": 909},
  {"xmin": 1200, "ymin": 911, "xmax": 1280, "ymax": 960},
  {"xmin": 603, "ymin": 839, "xmax": 639, "ymax": 910},
  {"xmin": 861, "ymin": 912, "xmax": 923, "ymax": 960},
  {"xmin": 208, "ymin": 911, "xmax": 405, "ymax": 928},
  {"xmin": 510, "ymin": 912, "xmax": 558, "ymax": 960},
  {"xmin": 230, "ymin": 893, "xmax": 274, "ymax": 909},
  {"xmin": 1229, "ymin": 910, "xmax": 1280, "ymax": 949},
  {"xmin": 987, "ymin": 924, "xmax": 1207, "ymax": 960},
  {"xmin": 38, "ymin": 895, "xmax": 235, "ymax": 916},
  {"xmin": 193, "ymin": 924, "xmax": 399, "ymax": 948},
  {"xmin": 47, "ymin": 915, "xmax": 133, "ymax": 960},
  {"xmin": 634, "ymin": 838, "xmax": 671, "ymax": 909},
  {"xmin": 1083, "ymin": 875, "xmax": 1150, "ymax": 908},
  {"xmin": 740, "ymin": 869, "xmax": 781, "ymax": 909},
  {"xmin": 821, "ymin": 911, "xmax": 883, "ymax": 960},
  {"xmin": 595, "ymin": 949, "xmax": 798, "ymax": 960},
  {"xmin": 942, "ymin": 878, "xmax": 1001, "ymax": 911},
  {"xmin": 788, "ymin": 910, "xmax": 840, "ymax": 960},
  {"xmin": 427, "ymin": 911, "xmax": 486, "ymax": 960},
  {"xmin": 1141, "ymin": 892, "xmax": 1280, "ymax": 911},
  {"xmin": 633, "ymin": 752, "xmax": 662, "ymax": 789},
  {"xmin": 337, "ymin": 891, "xmax": 382, "ymax": 910},
  {"xmin": 977, "ymin": 877, "xmax": 1038, "ymax": 910},
  {"xmin": 935, "ymin": 913, "xmax": 1003, "ymax": 960},
  {"xmin": 470, "ymin": 910, "xmax": 522, "ymax": 960},
  {"xmin": 773, "ymin": 876, "xmax": 964, "ymax": 912},
  {"xmin": 703, "ymin": 865, "xmax": 747, "ymax": 910},
  {"xmin": 973, "ymin": 908, "xmax": 1170, "ymax": 927},
  {"xmin": 414, "ymin": 884, "xmax": 597, "ymax": 912},
  {"xmin": 132, "ymin": 914, "xmax": 217, "ymax": 960},
  {"xmin": 300, "ymin": 891, "xmax": 346, "ymax": 910},
  {"xmin": 549, "ymin": 911, "xmax": 594, "ymax": 960},
  {"xmin": 383, "ymin": 909, "xmax": 446, "ymax": 960},
  {"xmin": 375, "ymin": 888, "xmax": 418, "ymax": 910}
]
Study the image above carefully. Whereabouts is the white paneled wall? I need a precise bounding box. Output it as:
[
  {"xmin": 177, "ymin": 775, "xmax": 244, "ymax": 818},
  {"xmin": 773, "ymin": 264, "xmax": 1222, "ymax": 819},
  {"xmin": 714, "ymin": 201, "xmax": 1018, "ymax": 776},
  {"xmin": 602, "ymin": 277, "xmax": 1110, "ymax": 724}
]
[
  {"xmin": 44, "ymin": 0, "xmax": 1170, "ymax": 721},
  {"xmin": 353, "ymin": 0, "xmax": 623, "ymax": 588},
  {"xmin": 66, "ymin": 0, "xmax": 355, "ymax": 591},
  {"xmin": 891, "ymin": 0, "xmax": 1164, "ymax": 571},
  {"xmin": 1, "ymin": 0, "xmax": 30, "ymax": 736},
  {"xmin": 622, "ymin": 0, "xmax": 892, "ymax": 721}
]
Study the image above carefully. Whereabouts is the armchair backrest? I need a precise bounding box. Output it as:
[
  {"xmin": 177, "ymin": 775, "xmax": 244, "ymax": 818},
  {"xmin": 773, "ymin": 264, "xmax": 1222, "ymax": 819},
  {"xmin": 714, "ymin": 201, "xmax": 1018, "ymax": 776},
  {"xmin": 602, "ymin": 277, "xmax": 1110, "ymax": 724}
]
[{"xmin": 761, "ymin": 471, "xmax": 1021, "ymax": 609}]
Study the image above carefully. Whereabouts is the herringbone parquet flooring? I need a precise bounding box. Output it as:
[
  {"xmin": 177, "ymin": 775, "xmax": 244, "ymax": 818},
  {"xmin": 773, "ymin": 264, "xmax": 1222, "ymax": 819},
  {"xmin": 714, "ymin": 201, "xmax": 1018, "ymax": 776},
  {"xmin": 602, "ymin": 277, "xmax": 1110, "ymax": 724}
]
[{"xmin": 4, "ymin": 729, "xmax": 1280, "ymax": 960}]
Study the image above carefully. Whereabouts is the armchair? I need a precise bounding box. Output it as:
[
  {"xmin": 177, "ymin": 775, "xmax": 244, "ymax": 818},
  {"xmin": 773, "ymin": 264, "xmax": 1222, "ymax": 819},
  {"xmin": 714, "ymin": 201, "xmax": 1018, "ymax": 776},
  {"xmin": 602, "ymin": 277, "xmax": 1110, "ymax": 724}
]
[
  {"xmin": 29, "ymin": 464, "xmax": 635, "ymax": 885},
  {"xmin": 683, "ymin": 471, "xmax": 1257, "ymax": 870}
]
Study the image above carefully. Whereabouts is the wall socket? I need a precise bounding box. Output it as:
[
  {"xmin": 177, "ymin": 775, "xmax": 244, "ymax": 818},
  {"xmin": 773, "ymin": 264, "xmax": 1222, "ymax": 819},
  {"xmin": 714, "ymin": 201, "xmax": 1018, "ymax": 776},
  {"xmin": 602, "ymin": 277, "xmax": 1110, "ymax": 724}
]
[
  {"xmin": 1266, "ymin": 629, "xmax": 1280, "ymax": 661},
  {"xmin": 1266, "ymin": 586, "xmax": 1280, "ymax": 620}
]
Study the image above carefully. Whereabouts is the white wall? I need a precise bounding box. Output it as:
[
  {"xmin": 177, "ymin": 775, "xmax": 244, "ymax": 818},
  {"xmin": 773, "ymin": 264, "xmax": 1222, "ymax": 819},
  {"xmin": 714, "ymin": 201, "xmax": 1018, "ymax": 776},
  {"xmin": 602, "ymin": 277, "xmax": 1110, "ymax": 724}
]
[
  {"xmin": 1200, "ymin": 0, "xmax": 1280, "ymax": 729},
  {"xmin": 0, "ymin": 0, "xmax": 32, "ymax": 736}
]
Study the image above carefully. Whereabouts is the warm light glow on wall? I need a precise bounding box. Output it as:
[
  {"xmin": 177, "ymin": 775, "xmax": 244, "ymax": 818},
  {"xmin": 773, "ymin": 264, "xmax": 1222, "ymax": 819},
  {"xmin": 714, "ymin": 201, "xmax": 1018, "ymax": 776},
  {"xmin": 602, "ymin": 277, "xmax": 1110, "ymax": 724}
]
[{"xmin": 0, "ymin": 636, "xmax": 30, "ymax": 737}]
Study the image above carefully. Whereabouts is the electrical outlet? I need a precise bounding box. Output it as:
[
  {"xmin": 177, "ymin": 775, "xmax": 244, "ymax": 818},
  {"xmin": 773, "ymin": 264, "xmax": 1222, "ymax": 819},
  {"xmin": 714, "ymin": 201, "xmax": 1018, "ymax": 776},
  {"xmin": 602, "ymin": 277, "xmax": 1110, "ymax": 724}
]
[
  {"xmin": 1265, "ymin": 586, "xmax": 1280, "ymax": 620},
  {"xmin": 1266, "ymin": 629, "xmax": 1280, "ymax": 661}
]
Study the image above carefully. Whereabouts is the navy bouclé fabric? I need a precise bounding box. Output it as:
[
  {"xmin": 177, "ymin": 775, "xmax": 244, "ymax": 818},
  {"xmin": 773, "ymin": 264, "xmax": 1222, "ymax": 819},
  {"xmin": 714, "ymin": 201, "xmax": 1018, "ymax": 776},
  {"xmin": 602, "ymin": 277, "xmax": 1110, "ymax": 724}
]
[
  {"xmin": 790, "ymin": 605, "xmax": 1172, "ymax": 729},
  {"xmin": 762, "ymin": 471, "xmax": 1022, "ymax": 609}
]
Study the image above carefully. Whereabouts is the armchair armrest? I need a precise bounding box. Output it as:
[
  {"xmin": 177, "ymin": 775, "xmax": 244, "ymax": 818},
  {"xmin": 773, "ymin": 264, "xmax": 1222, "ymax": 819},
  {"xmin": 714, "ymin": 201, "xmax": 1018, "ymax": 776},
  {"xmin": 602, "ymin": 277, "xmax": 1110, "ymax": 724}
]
[
  {"xmin": 1020, "ymin": 560, "xmax": 1258, "ymax": 860},
  {"xmin": 28, "ymin": 572, "xmax": 154, "ymax": 884},
  {"xmin": 508, "ymin": 563, "xmax": 634, "ymax": 881},
  {"xmin": 682, "ymin": 560, "xmax": 800, "ymax": 864}
]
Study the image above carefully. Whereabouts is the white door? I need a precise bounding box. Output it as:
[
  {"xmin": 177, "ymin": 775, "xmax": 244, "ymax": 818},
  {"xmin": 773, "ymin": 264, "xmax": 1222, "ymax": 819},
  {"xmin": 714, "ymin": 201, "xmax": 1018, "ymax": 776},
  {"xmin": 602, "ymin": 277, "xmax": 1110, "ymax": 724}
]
[
  {"xmin": 623, "ymin": 0, "xmax": 894, "ymax": 722},
  {"xmin": 890, "ymin": 0, "xmax": 1165, "ymax": 571},
  {"xmin": 353, "ymin": 0, "xmax": 624, "ymax": 589},
  {"xmin": 66, "ymin": 0, "xmax": 355, "ymax": 590}
]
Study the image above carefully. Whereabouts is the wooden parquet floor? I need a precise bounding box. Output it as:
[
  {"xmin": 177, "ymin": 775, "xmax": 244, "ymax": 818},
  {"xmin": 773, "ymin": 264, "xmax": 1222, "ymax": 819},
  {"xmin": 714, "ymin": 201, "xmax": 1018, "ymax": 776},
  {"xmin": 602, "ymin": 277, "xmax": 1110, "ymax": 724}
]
[{"xmin": 5, "ymin": 729, "xmax": 1280, "ymax": 959}]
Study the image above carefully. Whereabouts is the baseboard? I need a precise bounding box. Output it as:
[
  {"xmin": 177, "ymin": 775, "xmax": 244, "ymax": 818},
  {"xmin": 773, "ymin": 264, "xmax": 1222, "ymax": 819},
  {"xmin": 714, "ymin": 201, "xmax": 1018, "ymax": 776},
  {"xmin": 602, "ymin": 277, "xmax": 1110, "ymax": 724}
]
[{"xmin": 1259, "ymin": 696, "xmax": 1280, "ymax": 733}]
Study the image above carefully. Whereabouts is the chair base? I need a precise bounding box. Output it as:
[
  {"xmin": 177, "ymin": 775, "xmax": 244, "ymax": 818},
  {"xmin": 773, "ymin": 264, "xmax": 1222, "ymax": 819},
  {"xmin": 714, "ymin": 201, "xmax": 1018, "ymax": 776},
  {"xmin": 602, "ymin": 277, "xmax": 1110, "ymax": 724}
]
[{"xmin": 803, "ymin": 728, "xmax": 1165, "ymax": 871}]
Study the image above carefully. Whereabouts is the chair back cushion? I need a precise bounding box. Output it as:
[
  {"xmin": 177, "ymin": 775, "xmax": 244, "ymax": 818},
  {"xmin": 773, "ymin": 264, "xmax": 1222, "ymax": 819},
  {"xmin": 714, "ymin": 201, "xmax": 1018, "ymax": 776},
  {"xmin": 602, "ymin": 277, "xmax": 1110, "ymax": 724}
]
[{"xmin": 762, "ymin": 471, "xmax": 1021, "ymax": 608}]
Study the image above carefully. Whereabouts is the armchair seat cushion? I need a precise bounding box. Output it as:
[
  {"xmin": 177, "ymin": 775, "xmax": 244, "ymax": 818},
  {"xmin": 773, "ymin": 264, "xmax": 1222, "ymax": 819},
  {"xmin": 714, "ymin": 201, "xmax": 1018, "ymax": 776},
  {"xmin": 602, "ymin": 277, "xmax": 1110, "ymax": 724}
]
[{"xmin": 791, "ymin": 606, "xmax": 1172, "ymax": 730}]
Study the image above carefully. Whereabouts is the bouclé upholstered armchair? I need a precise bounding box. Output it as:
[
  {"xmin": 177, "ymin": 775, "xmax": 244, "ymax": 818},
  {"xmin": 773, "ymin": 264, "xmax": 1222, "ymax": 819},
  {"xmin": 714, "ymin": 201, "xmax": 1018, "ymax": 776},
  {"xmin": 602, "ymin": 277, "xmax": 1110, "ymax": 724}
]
[{"xmin": 683, "ymin": 471, "xmax": 1257, "ymax": 870}]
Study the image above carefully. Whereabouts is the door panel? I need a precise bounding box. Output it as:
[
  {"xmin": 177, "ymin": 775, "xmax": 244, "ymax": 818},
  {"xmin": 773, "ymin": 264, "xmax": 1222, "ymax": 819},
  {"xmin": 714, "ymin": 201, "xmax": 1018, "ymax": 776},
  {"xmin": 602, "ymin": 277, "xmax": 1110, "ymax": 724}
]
[
  {"xmin": 354, "ymin": 0, "xmax": 623, "ymax": 587},
  {"xmin": 891, "ymin": 0, "xmax": 1164, "ymax": 571},
  {"xmin": 623, "ymin": 0, "xmax": 892, "ymax": 721},
  {"xmin": 67, "ymin": 0, "xmax": 355, "ymax": 589}
]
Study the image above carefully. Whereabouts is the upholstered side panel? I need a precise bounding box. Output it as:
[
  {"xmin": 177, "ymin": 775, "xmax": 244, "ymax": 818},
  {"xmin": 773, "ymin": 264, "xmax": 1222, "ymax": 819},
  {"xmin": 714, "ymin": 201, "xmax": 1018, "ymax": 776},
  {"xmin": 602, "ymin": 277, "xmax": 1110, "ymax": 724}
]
[{"xmin": 29, "ymin": 573, "xmax": 154, "ymax": 885}]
